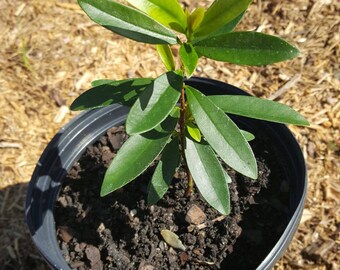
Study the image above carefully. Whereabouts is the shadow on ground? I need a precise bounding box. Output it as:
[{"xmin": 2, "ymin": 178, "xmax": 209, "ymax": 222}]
[{"xmin": 0, "ymin": 183, "xmax": 49, "ymax": 270}]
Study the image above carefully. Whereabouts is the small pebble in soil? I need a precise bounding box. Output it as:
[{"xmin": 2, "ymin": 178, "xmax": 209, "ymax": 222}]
[
  {"xmin": 58, "ymin": 226, "xmax": 73, "ymax": 243},
  {"xmin": 97, "ymin": 222, "xmax": 105, "ymax": 233},
  {"xmin": 139, "ymin": 264, "xmax": 155, "ymax": 270},
  {"xmin": 85, "ymin": 245, "xmax": 101, "ymax": 266},
  {"xmin": 185, "ymin": 204, "xmax": 207, "ymax": 225},
  {"xmin": 130, "ymin": 209, "xmax": 137, "ymax": 217}
]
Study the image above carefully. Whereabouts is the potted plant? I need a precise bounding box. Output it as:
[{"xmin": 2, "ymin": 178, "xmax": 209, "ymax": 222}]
[{"xmin": 25, "ymin": 0, "xmax": 309, "ymax": 269}]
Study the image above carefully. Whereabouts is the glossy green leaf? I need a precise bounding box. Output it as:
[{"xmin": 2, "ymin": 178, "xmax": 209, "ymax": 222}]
[
  {"xmin": 126, "ymin": 71, "xmax": 183, "ymax": 135},
  {"xmin": 179, "ymin": 43, "xmax": 198, "ymax": 77},
  {"xmin": 209, "ymin": 95, "xmax": 309, "ymax": 126},
  {"xmin": 91, "ymin": 79, "xmax": 115, "ymax": 87},
  {"xmin": 156, "ymin": 106, "xmax": 180, "ymax": 134},
  {"xmin": 240, "ymin": 129, "xmax": 255, "ymax": 141},
  {"xmin": 194, "ymin": 0, "xmax": 251, "ymax": 37},
  {"xmin": 187, "ymin": 7, "xmax": 205, "ymax": 35},
  {"xmin": 212, "ymin": 11, "xmax": 245, "ymax": 34},
  {"xmin": 101, "ymin": 111, "xmax": 179, "ymax": 197},
  {"xmin": 71, "ymin": 78, "xmax": 153, "ymax": 110},
  {"xmin": 186, "ymin": 86, "xmax": 257, "ymax": 179},
  {"xmin": 185, "ymin": 136, "xmax": 230, "ymax": 215},
  {"xmin": 193, "ymin": 11, "xmax": 244, "ymax": 43},
  {"xmin": 156, "ymin": 45, "xmax": 176, "ymax": 71},
  {"xmin": 194, "ymin": 31, "xmax": 300, "ymax": 66},
  {"xmin": 127, "ymin": 0, "xmax": 187, "ymax": 33},
  {"xmin": 78, "ymin": 0, "xmax": 177, "ymax": 44},
  {"xmin": 147, "ymin": 136, "xmax": 179, "ymax": 205},
  {"xmin": 186, "ymin": 122, "xmax": 201, "ymax": 142}
]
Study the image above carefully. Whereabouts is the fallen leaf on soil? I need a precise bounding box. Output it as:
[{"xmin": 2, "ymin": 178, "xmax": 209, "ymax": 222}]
[{"xmin": 160, "ymin": 229, "xmax": 186, "ymax": 251}]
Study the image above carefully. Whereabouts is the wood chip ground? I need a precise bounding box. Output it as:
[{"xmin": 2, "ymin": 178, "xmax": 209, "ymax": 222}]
[{"xmin": 0, "ymin": 0, "xmax": 339, "ymax": 269}]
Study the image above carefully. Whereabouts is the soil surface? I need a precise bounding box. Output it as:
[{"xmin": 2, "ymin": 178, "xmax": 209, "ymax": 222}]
[{"xmin": 55, "ymin": 126, "xmax": 289, "ymax": 270}]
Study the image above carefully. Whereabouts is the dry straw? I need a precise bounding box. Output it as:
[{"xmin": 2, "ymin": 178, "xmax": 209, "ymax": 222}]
[{"xmin": 0, "ymin": 0, "xmax": 338, "ymax": 268}]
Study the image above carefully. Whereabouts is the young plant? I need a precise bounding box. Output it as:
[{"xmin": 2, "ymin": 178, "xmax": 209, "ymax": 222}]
[{"xmin": 71, "ymin": 0, "xmax": 309, "ymax": 215}]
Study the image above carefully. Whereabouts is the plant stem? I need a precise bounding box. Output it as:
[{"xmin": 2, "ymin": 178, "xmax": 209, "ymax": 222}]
[{"xmin": 179, "ymin": 85, "xmax": 193, "ymax": 196}]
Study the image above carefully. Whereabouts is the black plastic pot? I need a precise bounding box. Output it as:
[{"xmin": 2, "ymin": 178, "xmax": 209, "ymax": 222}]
[{"xmin": 25, "ymin": 77, "xmax": 307, "ymax": 270}]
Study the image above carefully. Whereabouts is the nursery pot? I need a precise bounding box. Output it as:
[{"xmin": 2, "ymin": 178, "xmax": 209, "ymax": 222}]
[{"xmin": 25, "ymin": 77, "xmax": 307, "ymax": 270}]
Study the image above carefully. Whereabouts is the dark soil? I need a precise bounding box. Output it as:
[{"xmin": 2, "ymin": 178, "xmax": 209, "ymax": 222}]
[{"xmin": 54, "ymin": 126, "xmax": 290, "ymax": 270}]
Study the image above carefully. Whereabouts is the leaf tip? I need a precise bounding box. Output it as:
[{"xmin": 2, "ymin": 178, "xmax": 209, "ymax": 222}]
[
  {"xmin": 248, "ymin": 167, "xmax": 258, "ymax": 180},
  {"xmin": 298, "ymin": 117, "xmax": 310, "ymax": 126},
  {"xmin": 220, "ymin": 208, "xmax": 229, "ymax": 216},
  {"xmin": 146, "ymin": 192, "xmax": 158, "ymax": 206},
  {"xmin": 100, "ymin": 186, "xmax": 109, "ymax": 197},
  {"xmin": 69, "ymin": 99, "xmax": 83, "ymax": 111}
]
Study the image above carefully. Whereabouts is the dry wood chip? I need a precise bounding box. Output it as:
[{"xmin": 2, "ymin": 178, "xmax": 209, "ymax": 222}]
[
  {"xmin": 267, "ymin": 74, "xmax": 301, "ymax": 101},
  {"xmin": 301, "ymin": 209, "xmax": 314, "ymax": 224},
  {"xmin": 0, "ymin": 142, "xmax": 22, "ymax": 149},
  {"xmin": 53, "ymin": 105, "xmax": 69, "ymax": 123}
]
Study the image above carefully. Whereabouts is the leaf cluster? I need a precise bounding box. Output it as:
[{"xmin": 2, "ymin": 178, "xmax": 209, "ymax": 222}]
[{"xmin": 72, "ymin": 0, "xmax": 309, "ymax": 215}]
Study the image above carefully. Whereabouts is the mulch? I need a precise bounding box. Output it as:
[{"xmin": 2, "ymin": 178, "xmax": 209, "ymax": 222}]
[{"xmin": 0, "ymin": 0, "xmax": 339, "ymax": 269}]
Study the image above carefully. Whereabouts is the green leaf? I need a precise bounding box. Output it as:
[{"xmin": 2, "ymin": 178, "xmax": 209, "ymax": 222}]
[
  {"xmin": 78, "ymin": 0, "xmax": 178, "ymax": 44},
  {"xmin": 126, "ymin": 71, "xmax": 183, "ymax": 135},
  {"xmin": 157, "ymin": 45, "xmax": 176, "ymax": 71},
  {"xmin": 194, "ymin": 0, "xmax": 251, "ymax": 37},
  {"xmin": 185, "ymin": 136, "xmax": 230, "ymax": 215},
  {"xmin": 240, "ymin": 129, "xmax": 255, "ymax": 141},
  {"xmin": 155, "ymin": 106, "xmax": 180, "ymax": 134},
  {"xmin": 209, "ymin": 95, "xmax": 309, "ymax": 126},
  {"xmin": 127, "ymin": 0, "xmax": 187, "ymax": 33},
  {"xmin": 147, "ymin": 136, "xmax": 179, "ymax": 205},
  {"xmin": 179, "ymin": 43, "xmax": 198, "ymax": 77},
  {"xmin": 71, "ymin": 78, "xmax": 153, "ymax": 110},
  {"xmin": 91, "ymin": 79, "xmax": 115, "ymax": 87},
  {"xmin": 188, "ymin": 7, "xmax": 205, "ymax": 33},
  {"xmin": 194, "ymin": 31, "xmax": 300, "ymax": 66},
  {"xmin": 101, "ymin": 111, "xmax": 179, "ymax": 197},
  {"xmin": 224, "ymin": 170, "xmax": 232, "ymax": 183},
  {"xmin": 186, "ymin": 86, "xmax": 257, "ymax": 179},
  {"xmin": 193, "ymin": 11, "xmax": 245, "ymax": 43},
  {"xmin": 212, "ymin": 11, "xmax": 245, "ymax": 34},
  {"xmin": 186, "ymin": 122, "xmax": 201, "ymax": 142}
]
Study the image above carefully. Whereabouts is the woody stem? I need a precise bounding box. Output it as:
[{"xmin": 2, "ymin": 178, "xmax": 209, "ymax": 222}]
[{"xmin": 179, "ymin": 85, "xmax": 193, "ymax": 196}]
